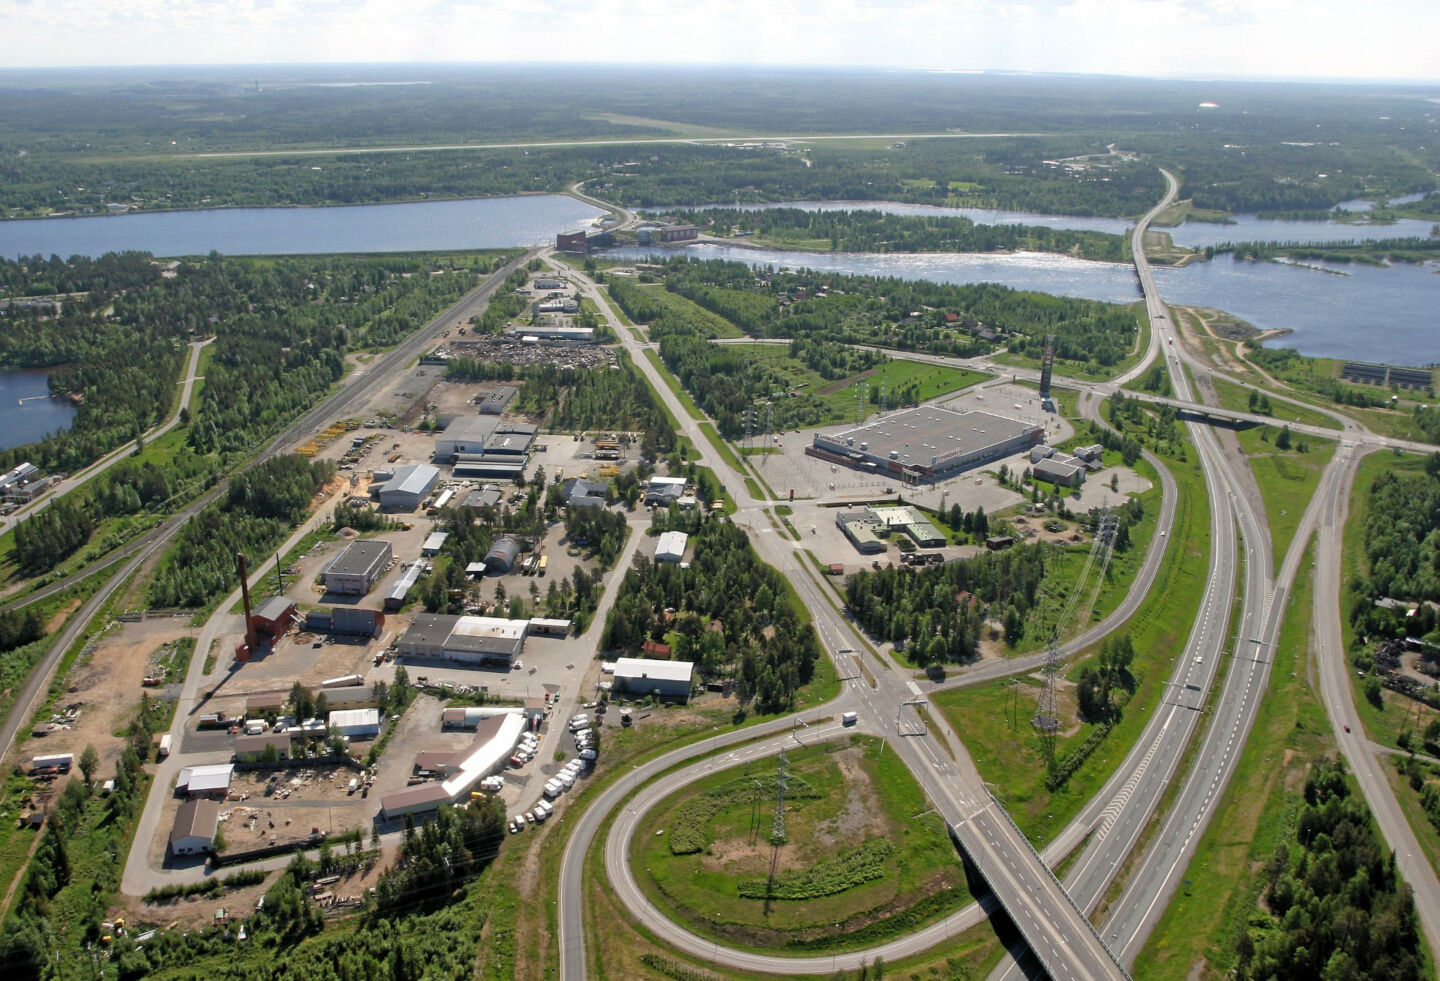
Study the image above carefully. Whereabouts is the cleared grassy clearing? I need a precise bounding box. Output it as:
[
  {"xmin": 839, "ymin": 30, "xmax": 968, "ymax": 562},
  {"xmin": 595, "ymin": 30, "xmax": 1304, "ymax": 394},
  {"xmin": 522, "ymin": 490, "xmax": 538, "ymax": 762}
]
[{"xmin": 632, "ymin": 736, "xmax": 971, "ymax": 953}]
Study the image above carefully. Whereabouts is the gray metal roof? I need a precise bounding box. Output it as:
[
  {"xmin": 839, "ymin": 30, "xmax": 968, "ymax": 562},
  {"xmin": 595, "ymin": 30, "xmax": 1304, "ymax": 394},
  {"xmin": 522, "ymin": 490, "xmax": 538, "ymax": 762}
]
[
  {"xmin": 820, "ymin": 406, "xmax": 1037, "ymax": 465},
  {"xmin": 327, "ymin": 540, "xmax": 392, "ymax": 577},
  {"xmin": 383, "ymin": 464, "xmax": 440, "ymax": 496},
  {"xmin": 439, "ymin": 416, "xmax": 500, "ymax": 444}
]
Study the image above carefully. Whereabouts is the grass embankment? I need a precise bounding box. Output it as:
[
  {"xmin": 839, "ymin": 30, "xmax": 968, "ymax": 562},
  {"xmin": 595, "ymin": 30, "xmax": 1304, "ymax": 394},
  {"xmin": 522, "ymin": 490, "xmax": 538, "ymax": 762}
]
[
  {"xmin": 1208, "ymin": 375, "xmax": 1341, "ymax": 433},
  {"xmin": 933, "ymin": 440, "xmax": 1209, "ymax": 846},
  {"xmin": 631, "ymin": 735, "xmax": 971, "ymax": 953},
  {"xmin": 1134, "ymin": 543, "xmax": 1333, "ymax": 979},
  {"xmin": 643, "ymin": 348, "xmax": 707, "ymax": 422}
]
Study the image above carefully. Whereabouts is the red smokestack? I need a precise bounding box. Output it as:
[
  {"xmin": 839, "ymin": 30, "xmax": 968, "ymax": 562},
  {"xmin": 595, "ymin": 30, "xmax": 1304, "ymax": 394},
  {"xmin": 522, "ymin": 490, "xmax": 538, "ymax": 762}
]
[{"xmin": 237, "ymin": 552, "xmax": 256, "ymax": 655}]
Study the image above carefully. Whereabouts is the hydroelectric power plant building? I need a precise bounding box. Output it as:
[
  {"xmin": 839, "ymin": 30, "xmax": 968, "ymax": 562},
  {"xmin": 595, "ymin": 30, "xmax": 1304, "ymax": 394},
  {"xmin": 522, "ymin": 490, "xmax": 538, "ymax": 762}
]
[{"xmin": 808, "ymin": 406, "xmax": 1043, "ymax": 484}]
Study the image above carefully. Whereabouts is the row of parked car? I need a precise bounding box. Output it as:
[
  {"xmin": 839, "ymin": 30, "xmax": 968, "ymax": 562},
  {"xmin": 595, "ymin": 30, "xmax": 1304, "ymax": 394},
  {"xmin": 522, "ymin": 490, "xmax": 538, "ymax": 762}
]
[{"xmin": 506, "ymin": 715, "xmax": 602, "ymax": 834}]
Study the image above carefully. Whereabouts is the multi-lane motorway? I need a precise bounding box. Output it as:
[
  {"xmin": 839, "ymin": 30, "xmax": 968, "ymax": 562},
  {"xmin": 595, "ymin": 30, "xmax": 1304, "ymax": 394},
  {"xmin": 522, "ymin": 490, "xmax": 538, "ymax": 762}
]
[{"xmin": 559, "ymin": 166, "xmax": 1440, "ymax": 979}]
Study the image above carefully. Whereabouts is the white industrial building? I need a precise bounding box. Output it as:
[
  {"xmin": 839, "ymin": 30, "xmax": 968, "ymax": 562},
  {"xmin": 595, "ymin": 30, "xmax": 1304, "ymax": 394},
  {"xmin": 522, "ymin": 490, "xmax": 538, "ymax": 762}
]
[
  {"xmin": 328, "ymin": 708, "xmax": 381, "ymax": 739},
  {"xmin": 654, "ymin": 531, "xmax": 688, "ymax": 563},
  {"xmin": 169, "ymin": 798, "xmax": 220, "ymax": 855},
  {"xmin": 323, "ymin": 540, "xmax": 393, "ymax": 595},
  {"xmin": 644, "ymin": 476, "xmax": 687, "ymax": 507},
  {"xmin": 421, "ymin": 531, "xmax": 449, "ymax": 556},
  {"xmin": 613, "ymin": 657, "xmax": 694, "ymax": 701},
  {"xmin": 435, "ymin": 416, "xmax": 500, "ymax": 462},
  {"xmin": 378, "ymin": 464, "xmax": 440, "ymax": 511},
  {"xmin": 379, "ymin": 713, "xmax": 525, "ymax": 820},
  {"xmin": 396, "ymin": 613, "xmax": 529, "ymax": 666},
  {"xmin": 176, "ymin": 763, "xmax": 234, "ymax": 797}
]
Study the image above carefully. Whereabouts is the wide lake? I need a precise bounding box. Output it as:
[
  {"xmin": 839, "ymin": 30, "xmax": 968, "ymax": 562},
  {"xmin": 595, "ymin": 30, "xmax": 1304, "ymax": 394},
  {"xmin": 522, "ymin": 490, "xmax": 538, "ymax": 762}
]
[
  {"xmin": 0, "ymin": 195, "xmax": 606, "ymax": 258},
  {"xmin": 0, "ymin": 369, "xmax": 77, "ymax": 451}
]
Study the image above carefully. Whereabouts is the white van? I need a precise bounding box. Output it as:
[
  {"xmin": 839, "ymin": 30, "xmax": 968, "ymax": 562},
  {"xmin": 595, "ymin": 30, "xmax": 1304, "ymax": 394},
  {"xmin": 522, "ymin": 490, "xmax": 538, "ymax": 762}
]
[{"xmin": 842, "ymin": 711, "xmax": 858, "ymax": 726}]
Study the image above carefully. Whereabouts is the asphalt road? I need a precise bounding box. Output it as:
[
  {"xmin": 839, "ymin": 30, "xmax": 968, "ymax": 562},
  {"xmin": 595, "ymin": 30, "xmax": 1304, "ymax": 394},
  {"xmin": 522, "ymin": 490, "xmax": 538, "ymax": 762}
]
[
  {"xmin": 560, "ymin": 258, "xmax": 1129, "ymax": 980},
  {"xmin": 1314, "ymin": 449, "xmax": 1440, "ymax": 956}
]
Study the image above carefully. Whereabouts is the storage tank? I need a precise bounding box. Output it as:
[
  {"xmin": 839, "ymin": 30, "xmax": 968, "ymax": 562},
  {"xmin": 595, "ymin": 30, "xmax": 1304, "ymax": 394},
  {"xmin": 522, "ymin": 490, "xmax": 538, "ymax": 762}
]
[{"xmin": 483, "ymin": 536, "xmax": 521, "ymax": 574}]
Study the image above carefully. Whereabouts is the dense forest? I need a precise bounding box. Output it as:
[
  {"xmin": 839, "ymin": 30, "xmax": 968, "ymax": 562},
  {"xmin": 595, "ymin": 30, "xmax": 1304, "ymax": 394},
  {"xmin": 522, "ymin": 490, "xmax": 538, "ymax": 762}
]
[
  {"xmin": 844, "ymin": 544, "xmax": 1050, "ymax": 664},
  {"xmin": 656, "ymin": 333, "xmax": 884, "ymax": 438},
  {"xmin": 149, "ymin": 456, "xmax": 334, "ymax": 609},
  {"xmin": 1237, "ymin": 757, "xmax": 1424, "ymax": 980},
  {"xmin": 3, "ymin": 67, "xmax": 1435, "ymax": 220},
  {"xmin": 619, "ymin": 258, "xmax": 1140, "ymax": 373},
  {"xmin": 667, "ymin": 207, "xmax": 1128, "ymax": 260},
  {"xmin": 601, "ymin": 518, "xmax": 821, "ymax": 713},
  {"xmin": 0, "ymin": 251, "xmax": 183, "ymax": 474},
  {"xmin": 1207, "ymin": 234, "xmax": 1440, "ymax": 265},
  {"xmin": 1346, "ymin": 457, "xmax": 1440, "ymax": 645}
]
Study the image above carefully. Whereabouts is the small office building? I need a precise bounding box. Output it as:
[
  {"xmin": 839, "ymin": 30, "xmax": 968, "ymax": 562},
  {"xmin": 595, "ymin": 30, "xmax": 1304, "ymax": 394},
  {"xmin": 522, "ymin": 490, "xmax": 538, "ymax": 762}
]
[
  {"xmin": 169, "ymin": 799, "xmax": 221, "ymax": 855},
  {"xmin": 654, "ymin": 531, "xmax": 688, "ymax": 563},
  {"xmin": 234, "ymin": 733, "xmax": 294, "ymax": 762},
  {"xmin": 323, "ymin": 540, "xmax": 393, "ymax": 596},
  {"xmin": 377, "ymin": 464, "xmax": 440, "ymax": 511},
  {"xmin": 613, "ymin": 657, "xmax": 694, "ymax": 701}
]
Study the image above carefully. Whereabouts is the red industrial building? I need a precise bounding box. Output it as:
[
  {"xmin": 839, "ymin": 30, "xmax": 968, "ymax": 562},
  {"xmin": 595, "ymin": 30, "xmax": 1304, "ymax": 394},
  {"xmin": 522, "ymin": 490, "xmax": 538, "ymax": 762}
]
[
  {"xmin": 249, "ymin": 596, "xmax": 298, "ymax": 642},
  {"xmin": 556, "ymin": 231, "xmax": 588, "ymax": 253}
]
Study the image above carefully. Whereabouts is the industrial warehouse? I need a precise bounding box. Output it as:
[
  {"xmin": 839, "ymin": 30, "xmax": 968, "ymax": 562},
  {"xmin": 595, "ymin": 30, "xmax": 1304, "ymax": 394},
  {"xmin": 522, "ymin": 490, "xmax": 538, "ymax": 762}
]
[
  {"xmin": 808, "ymin": 406, "xmax": 1043, "ymax": 483},
  {"xmin": 397, "ymin": 613, "xmax": 531, "ymax": 666}
]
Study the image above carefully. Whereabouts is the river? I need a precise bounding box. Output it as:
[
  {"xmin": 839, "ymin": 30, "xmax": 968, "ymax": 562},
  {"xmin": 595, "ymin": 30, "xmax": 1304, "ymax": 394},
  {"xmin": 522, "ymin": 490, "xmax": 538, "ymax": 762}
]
[
  {"xmin": 1, "ymin": 194, "xmax": 1435, "ymax": 364},
  {"xmin": 659, "ymin": 199, "xmax": 1437, "ymax": 251},
  {"xmin": 0, "ymin": 195, "xmax": 606, "ymax": 258},
  {"xmin": 604, "ymin": 242, "xmax": 1440, "ymax": 365},
  {"xmin": 0, "ymin": 369, "xmax": 77, "ymax": 451}
]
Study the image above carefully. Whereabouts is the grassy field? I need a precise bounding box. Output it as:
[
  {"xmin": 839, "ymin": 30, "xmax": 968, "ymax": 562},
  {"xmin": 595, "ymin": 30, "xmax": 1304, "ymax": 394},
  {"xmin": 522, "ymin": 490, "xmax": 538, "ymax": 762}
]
[
  {"xmin": 1133, "ymin": 544, "xmax": 1335, "ymax": 980},
  {"xmin": 933, "ymin": 440, "xmax": 1210, "ymax": 846},
  {"xmin": 631, "ymin": 735, "xmax": 972, "ymax": 953},
  {"xmin": 719, "ymin": 343, "xmax": 985, "ymax": 426},
  {"xmin": 991, "ymin": 302, "xmax": 1150, "ymax": 383},
  {"xmin": 1209, "ymin": 375, "xmax": 1342, "ymax": 433},
  {"xmin": 628, "ymin": 283, "xmax": 746, "ymax": 338},
  {"xmin": 1229, "ymin": 418, "xmax": 1336, "ymax": 568}
]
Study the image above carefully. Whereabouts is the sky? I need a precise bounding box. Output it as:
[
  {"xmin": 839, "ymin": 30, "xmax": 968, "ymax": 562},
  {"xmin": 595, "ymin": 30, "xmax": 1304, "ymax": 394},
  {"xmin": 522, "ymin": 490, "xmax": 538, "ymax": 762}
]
[{"xmin": 1, "ymin": 0, "xmax": 1437, "ymax": 82}]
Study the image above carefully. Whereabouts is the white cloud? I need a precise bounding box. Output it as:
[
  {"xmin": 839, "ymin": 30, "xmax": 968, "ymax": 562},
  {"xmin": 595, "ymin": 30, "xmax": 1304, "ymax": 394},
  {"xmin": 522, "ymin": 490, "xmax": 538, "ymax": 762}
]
[{"xmin": 0, "ymin": 0, "xmax": 1435, "ymax": 80}]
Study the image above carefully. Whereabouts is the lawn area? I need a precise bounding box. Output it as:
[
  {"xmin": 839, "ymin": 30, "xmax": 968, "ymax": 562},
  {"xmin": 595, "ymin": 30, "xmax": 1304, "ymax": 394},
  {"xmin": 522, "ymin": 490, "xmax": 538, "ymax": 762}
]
[
  {"xmin": 1133, "ymin": 544, "xmax": 1335, "ymax": 980},
  {"xmin": 932, "ymin": 440, "xmax": 1210, "ymax": 846},
  {"xmin": 631, "ymin": 735, "xmax": 971, "ymax": 953}
]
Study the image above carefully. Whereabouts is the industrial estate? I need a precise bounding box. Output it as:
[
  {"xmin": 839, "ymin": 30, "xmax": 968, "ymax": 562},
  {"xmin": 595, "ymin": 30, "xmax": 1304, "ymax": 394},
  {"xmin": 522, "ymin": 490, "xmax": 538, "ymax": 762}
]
[{"xmin": 0, "ymin": 66, "xmax": 1437, "ymax": 981}]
